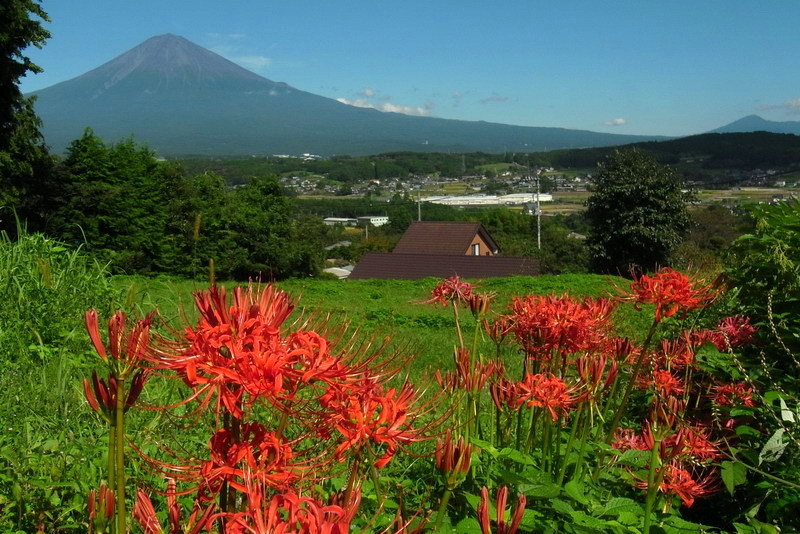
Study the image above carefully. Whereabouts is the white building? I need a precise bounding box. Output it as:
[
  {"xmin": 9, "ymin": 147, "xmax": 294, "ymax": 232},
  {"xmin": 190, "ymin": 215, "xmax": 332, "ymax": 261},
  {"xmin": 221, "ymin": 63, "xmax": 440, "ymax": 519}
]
[
  {"xmin": 420, "ymin": 193, "xmax": 552, "ymax": 207},
  {"xmin": 357, "ymin": 216, "xmax": 389, "ymax": 227}
]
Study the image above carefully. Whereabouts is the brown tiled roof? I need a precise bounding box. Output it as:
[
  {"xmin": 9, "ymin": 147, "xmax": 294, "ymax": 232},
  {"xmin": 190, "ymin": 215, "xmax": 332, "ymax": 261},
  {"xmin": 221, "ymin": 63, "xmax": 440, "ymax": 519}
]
[
  {"xmin": 392, "ymin": 221, "xmax": 500, "ymax": 255},
  {"xmin": 348, "ymin": 253, "xmax": 540, "ymax": 280}
]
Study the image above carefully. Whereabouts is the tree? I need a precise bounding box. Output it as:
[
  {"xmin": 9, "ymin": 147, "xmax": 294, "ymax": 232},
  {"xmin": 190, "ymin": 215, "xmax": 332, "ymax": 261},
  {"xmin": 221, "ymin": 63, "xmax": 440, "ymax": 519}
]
[
  {"xmin": 585, "ymin": 149, "xmax": 691, "ymax": 274},
  {"xmin": 53, "ymin": 130, "xmax": 176, "ymax": 273},
  {"xmin": 0, "ymin": 1, "xmax": 51, "ymax": 231}
]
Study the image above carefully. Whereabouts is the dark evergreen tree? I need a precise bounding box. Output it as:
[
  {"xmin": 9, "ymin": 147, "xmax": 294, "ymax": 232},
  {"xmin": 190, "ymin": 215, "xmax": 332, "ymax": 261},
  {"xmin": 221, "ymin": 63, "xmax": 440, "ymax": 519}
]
[
  {"xmin": 585, "ymin": 149, "xmax": 691, "ymax": 274},
  {"xmin": 0, "ymin": 1, "xmax": 51, "ymax": 232}
]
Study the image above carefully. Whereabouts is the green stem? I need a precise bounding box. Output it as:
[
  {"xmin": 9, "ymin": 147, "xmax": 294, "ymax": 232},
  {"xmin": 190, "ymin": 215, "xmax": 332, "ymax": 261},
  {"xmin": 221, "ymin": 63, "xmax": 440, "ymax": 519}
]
[
  {"xmin": 433, "ymin": 489, "xmax": 453, "ymax": 532},
  {"xmin": 107, "ymin": 422, "xmax": 116, "ymax": 494},
  {"xmin": 452, "ymin": 301, "xmax": 464, "ymax": 349},
  {"xmin": 604, "ymin": 319, "xmax": 659, "ymax": 444},
  {"xmin": 642, "ymin": 434, "xmax": 661, "ymax": 534},
  {"xmin": 556, "ymin": 407, "xmax": 583, "ymax": 486},
  {"xmin": 115, "ymin": 378, "xmax": 126, "ymax": 534}
]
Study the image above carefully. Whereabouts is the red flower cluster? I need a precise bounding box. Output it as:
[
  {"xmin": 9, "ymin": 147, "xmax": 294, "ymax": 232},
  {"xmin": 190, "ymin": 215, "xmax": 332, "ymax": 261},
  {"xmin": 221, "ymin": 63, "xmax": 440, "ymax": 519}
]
[
  {"xmin": 516, "ymin": 373, "xmax": 580, "ymax": 421},
  {"xmin": 426, "ymin": 276, "xmax": 474, "ymax": 307},
  {"xmin": 617, "ymin": 268, "xmax": 718, "ymax": 322},
  {"xmin": 509, "ymin": 294, "xmax": 615, "ymax": 359},
  {"xmin": 710, "ymin": 315, "xmax": 757, "ymax": 351},
  {"xmin": 635, "ymin": 463, "xmax": 719, "ymax": 508},
  {"xmin": 615, "ymin": 422, "xmax": 721, "ymax": 507},
  {"xmin": 713, "ymin": 382, "xmax": 755, "ymax": 408},
  {"xmin": 322, "ymin": 380, "xmax": 430, "ymax": 468}
]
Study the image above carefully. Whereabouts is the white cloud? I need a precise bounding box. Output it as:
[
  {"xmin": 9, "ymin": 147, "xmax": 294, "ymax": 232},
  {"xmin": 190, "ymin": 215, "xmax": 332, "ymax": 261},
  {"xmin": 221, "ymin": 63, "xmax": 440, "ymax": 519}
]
[
  {"xmin": 232, "ymin": 55, "xmax": 272, "ymax": 72},
  {"xmin": 361, "ymin": 88, "xmax": 375, "ymax": 97},
  {"xmin": 336, "ymin": 97, "xmax": 432, "ymax": 116},
  {"xmin": 758, "ymin": 97, "xmax": 800, "ymax": 115},
  {"xmin": 480, "ymin": 94, "xmax": 509, "ymax": 104},
  {"xmin": 603, "ymin": 117, "xmax": 627, "ymax": 126}
]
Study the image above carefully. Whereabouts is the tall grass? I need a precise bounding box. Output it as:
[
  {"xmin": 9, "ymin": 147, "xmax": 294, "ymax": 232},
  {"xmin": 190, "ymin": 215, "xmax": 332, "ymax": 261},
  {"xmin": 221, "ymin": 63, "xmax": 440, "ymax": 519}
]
[
  {"xmin": 0, "ymin": 230, "xmax": 121, "ymax": 532},
  {"xmin": 0, "ymin": 229, "xmax": 119, "ymax": 362}
]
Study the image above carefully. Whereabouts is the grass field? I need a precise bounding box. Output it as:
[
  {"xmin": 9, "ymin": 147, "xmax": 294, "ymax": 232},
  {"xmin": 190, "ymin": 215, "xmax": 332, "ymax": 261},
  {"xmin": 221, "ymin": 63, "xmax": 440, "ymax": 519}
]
[{"xmin": 114, "ymin": 274, "xmax": 651, "ymax": 380}]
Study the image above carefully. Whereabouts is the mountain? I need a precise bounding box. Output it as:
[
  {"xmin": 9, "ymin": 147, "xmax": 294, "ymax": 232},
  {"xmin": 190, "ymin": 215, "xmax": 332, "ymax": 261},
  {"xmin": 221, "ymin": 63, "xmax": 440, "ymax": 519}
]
[
  {"xmin": 31, "ymin": 34, "xmax": 668, "ymax": 156},
  {"xmin": 712, "ymin": 114, "xmax": 800, "ymax": 135}
]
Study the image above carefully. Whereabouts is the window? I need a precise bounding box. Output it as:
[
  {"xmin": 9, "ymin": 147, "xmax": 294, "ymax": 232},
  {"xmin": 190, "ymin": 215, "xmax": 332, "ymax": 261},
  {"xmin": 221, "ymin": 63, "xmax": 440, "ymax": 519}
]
[{"xmin": 471, "ymin": 243, "xmax": 480, "ymax": 256}]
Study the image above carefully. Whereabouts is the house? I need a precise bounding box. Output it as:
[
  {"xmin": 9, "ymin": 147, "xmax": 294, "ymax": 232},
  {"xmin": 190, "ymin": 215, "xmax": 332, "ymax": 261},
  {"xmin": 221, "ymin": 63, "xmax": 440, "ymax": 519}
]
[
  {"xmin": 393, "ymin": 221, "xmax": 499, "ymax": 256},
  {"xmin": 349, "ymin": 221, "xmax": 540, "ymax": 280}
]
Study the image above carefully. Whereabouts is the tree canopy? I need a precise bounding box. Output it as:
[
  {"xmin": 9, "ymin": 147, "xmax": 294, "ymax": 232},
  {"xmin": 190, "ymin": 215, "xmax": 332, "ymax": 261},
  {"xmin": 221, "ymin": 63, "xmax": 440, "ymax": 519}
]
[
  {"xmin": 585, "ymin": 149, "xmax": 691, "ymax": 274},
  {"xmin": 0, "ymin": 0, "xmax": 51, "ymax": 231}
]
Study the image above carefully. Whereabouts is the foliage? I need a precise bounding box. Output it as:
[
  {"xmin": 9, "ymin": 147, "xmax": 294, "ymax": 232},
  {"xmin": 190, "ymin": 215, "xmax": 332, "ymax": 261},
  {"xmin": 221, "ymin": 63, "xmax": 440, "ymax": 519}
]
[
  {"xmin": 0, "ymin": 229, "xmax": 119, "ymax": 533},
  {"xmin": 725, "ymin": 200, "xmax": 800, "ymax": 359},
  {"xmin": 0, "ymin": 229, "xmax": 118, "ymax": 362},
  {"xmin": 0, "ymin": 0, "xmax": 52, "ymax": 234},
  {"xmin": 586, "ymin": 149, "xmax": 692, "ymax": 274}
]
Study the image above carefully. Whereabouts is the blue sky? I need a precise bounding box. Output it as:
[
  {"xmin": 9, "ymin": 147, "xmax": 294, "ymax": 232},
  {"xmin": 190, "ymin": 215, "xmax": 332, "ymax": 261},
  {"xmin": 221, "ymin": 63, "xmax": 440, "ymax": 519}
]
[{"xmin": 19, "ymin": 1, "xmax": 800, "ymax": 137}]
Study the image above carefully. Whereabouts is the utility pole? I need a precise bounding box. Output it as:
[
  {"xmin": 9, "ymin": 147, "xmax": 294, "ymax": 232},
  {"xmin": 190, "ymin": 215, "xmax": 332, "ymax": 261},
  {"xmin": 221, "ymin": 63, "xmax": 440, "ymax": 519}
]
[
  {"xmin": 417, "ymin": 190, "xmax": 421, "ymax": 221},
  {"xmin": 535, "ymin": 169, "xmax": 542, "ymax": 250}
]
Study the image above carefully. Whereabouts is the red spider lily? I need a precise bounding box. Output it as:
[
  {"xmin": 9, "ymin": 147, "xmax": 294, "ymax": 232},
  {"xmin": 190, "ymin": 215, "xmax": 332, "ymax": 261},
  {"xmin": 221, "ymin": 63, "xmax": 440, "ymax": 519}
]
[
  {"xmin": 88, "ymin": 484, "xmax": 114, "ymax": 534},
  {"xmin": 713, "ymin": 382, "xmax": 755, "ymax": 408},
  {"xmin": 612, "ymin": 428, "xmax": 649, "ymax": 452},
  {"xmin": 666, "ymin": 425, "xmax": 721, "ymax": 463},
  {"xmin": 425, "ymin": 276, "xmax": 474, "ymax": 307},
  {"xmin": 83, "ymin": 369, "xmax": 148, "ymax": 417},
  {"xmin": 224, "ymin": 486, "xmax": 353, "ymax": 534},
  {"xmin": 575, "ymin": 352, "xmax": 618, "ymax": 396},
  {"xmin": 616, "ymin": 267, "xmax": 718, "ymax": 322},
  {"xmin": 635, "ymin": 462, "xmax": 720, "ymax": 508},
  {"xmin": 710, "ymin": 315, "xmax": 757, "ymax": 351},
  {"xmin": 133, "ymin": 486, "xmax": 216, "ymax": 534},
  {"xmin": 653, "ymin": 333, "xmax": 702, "ymax": 370},
  {"xmin": 200, "ymin": 423, "xmax": 306, "ymax": 495},
  {"xmin": 477, "ymin": 486, "xmax": 526, "ymax": 534},
  {"xmin": 484, "ymin": 316, "xmax": 515, "ymax": 346},
  {"xmin": 613, "ymin": 337, "xmax": 640, "ymax": 366},
  {"xmin": 516, "ymin": 373, "xmax": 580, "ymax": 421},
  {"xmin": 86, "ymin": 309, "xmax": 154, "ymax": 376},
  {"xmin": 323, "ymin": 380, "xmax": 434, "ymax": 468},
  {"xmin": 454, "ymin": 348, "xmax": 499, "ymax": 393},
  {"xmin": 149, "ymin": 284, "xmax": 360, "ymax": 419},
  {"xmin": 435, "ymin": 432, "xmax": 473, "ymax": 489},
  {"xmin": 643, "ymin": 368, "xmax": 685, "ymax": 398},
  {"xmin": 468, "ymin": 291, "xmax": 496, "ymax": 317},
  {"xmin": 489, "ymin": 377, "xmax": 520, "ymax": 412},
  {"xmin": 509, "ymin": 294, "xmax": 614, "ymax": 360}
]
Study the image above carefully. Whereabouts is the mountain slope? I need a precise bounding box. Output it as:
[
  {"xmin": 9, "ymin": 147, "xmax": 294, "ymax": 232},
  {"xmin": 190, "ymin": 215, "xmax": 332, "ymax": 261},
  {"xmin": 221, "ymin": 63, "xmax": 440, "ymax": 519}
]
[
  {"xmin": 712, "ymin": 114, "xmax": 800, "ymax": 135},
  {"xmin": 31, "ymin": 34, "xmax": 668, "ymax": 156}
]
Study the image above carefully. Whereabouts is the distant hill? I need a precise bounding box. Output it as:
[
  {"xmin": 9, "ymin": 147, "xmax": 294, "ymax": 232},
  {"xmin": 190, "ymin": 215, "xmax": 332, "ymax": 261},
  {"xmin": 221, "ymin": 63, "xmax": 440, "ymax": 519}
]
[
  {"xmin": 30, "ymin": 34, "xmax": 668, "ymax": 157},
  {"xmin": 540, "ymin": 131, "xmax": 800, "ymax": 181},
  {"xmin": 712, "ymin": 114, "xmax": 800, "ymax": 135}
]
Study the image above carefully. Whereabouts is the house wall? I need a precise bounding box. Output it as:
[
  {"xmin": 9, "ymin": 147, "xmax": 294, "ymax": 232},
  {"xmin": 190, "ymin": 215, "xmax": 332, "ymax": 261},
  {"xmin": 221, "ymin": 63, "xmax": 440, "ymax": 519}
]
[{"xmin": 466, "ymin": 234, "xmax": 494, "ymax": 256}]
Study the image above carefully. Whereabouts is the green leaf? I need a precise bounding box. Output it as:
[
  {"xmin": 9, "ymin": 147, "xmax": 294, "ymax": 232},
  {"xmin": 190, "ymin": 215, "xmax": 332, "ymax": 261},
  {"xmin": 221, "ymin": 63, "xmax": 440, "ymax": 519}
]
[
  {"xmin": 660, "ymin": 514, "xmax": 711, "ymax": 533},
  {"xmin": 519, "ymin": 482, "xmax": 561, "ymax": 499},
  {"xmin": 455, "ymin": 517, "xmax": 482, "ymax": 534},
  {"xmin": 550, "ymin": 498, "xmax": 575, "ymax": 516},
  {"xmin": 721, "ymin": 460, "xmax": 747, "ymax": 496},
  {"xmin": 498, "ymin": 447, "xmax": 535, "ymax": 465},
  {"xmin": 758, "ymin": 428, "xmax": 787, "ymax": 465},
  {"xmin": 735, "ymin": 425, "xmax": 761, "ymax": 438},
  {"xmin": 563, "ymin": 479, "xmax": 589, "ymax": 506},
  {"xmin": 470, "ymin": 437, "xmax": 499, "ymax": 458},
  {"xmin": 779, "ymin": 396, "xmax": 796, "ymax": 423},
  {"xmin": 599, "ymin": 497, "xmax": 643, "ymax": 518}
]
